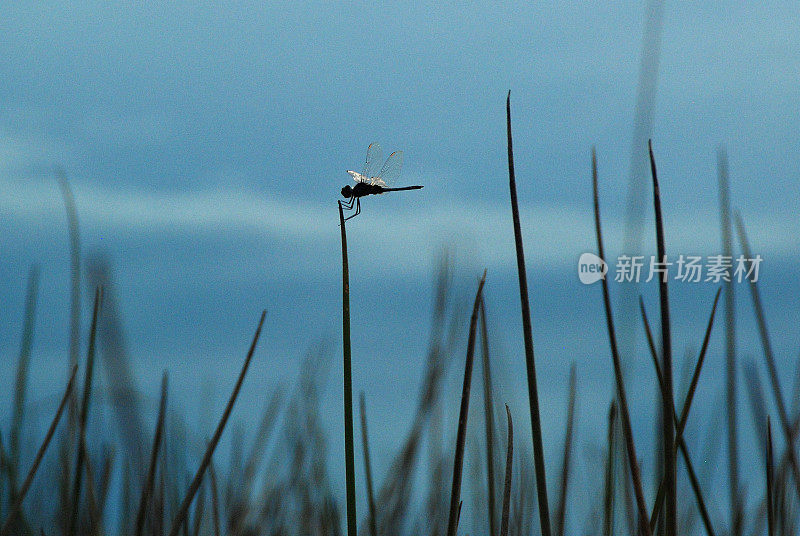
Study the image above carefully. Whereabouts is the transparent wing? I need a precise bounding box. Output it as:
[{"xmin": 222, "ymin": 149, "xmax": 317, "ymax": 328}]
[
  {"xmin": 377, "ymin": 150, "xmax": 403, "ymax": 186},
  {"xmin": 361, "ymin": 143, "xmax": 383, "ymax": 181}
]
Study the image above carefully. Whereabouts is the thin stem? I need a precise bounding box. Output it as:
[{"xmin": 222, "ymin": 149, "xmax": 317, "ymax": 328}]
[
  {"xmin": 8, "ymin": 265, "xmax": 40, "ymax": 499},
  {"xmin": 603, "ymin": 403, "xmax": 617, "ymax": 536},
  {"xmin": 735, "ymin": 212, "xmax": 800, "ymax": 502},
  {"xmin": 500, "ymin": 405, "xmax": 514, "ymax": 536},
  {"xmin": 555, "ymin": 364, "xmax": 577, "ymax": 536},
  {"xmin": 593, "ymin": 147, "xmax": 651, "ymax": 536},
  {"xmin": 338, "ymin": 200, "xmax": 358, "ymax": 536},
  {"xmin": 208, "ymin": 462, "xmax": 220, "ymax": 536},
  {"xmin": 766, "ymin": 418, "xmax": 774, "ymax": 536},
  {"xmin": 446, "ymin": 271, "xmax": 487, "ymax": 536},
  {"xmin": 360, "ymin": 393, "xmax": 378, "ymax": 536},
  {"xmin": 1, "ymin": 365, "xmax": 79, "ymax": 536},
  {"xmin": 648, "ymin": 140, "xmax": 676, "ymax": 536},
  {"xmin": 640, "ymin": 296, "xmax": 717, "ymax": 536},
  {"xmin": 166, "ymin": 311, "xmax": 266, "ymax": 536},
  {"xmin": 135, "ymin": 372, "xmax": 169, "ymax": 536},
  {"xmin": 506, "ymin": 91, "xmax": 551, "ymax": 536},
  {"xmin": 480, "ymin": 296, "xmax": 497, "ymax": 536},
  {"xmin": 717, "ymin": 148, "xmax": 741, "ymax": 535},
  {"xmin": 69, "ymin": 286, "xmax": 103, "ymax": 536}
]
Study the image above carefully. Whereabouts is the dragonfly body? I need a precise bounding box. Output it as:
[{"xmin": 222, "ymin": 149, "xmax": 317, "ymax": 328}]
[{"xmin": 340, "ymin": 143, "xmax": 422, "ymax": 221}]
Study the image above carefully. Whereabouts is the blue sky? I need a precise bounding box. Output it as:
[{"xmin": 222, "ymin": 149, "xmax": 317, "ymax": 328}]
[{"xmin": 2, "ymin": 1, "xmax": 800, "ymax": 532}]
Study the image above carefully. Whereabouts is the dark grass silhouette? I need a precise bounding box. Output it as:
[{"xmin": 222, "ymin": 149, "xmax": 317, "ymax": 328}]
[{"xmin": 1, "ymin": 102, "xmax": 799, "ymax": 536}]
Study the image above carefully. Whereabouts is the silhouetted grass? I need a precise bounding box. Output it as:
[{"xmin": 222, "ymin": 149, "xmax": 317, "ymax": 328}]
[
  {"xmin": 9, "ymin": 265, "xmax": 39, "ymax": 501},
  {"xmin": 603, "ymin": 402, "xmax": 617, "ymax": 536},
  {"xmin": 554, "ymin": 364, "xmax": 576, "ymax": 536},
  {"xmin": 735, "ymin": 213, "xmax": 800, "ymax": 505},
  {"xmin": 593, "ymin": 147, "xmax": 652, "ymax": 536},
  {"xmin": 648, "ymin": 140, "xmax": 677, "ymax": 536},
  {"xmin": 500, "ymin": 405, "xmax": 513, "ymax": 536},
  {"xmin": 166, "ymin": 311, "xmax": 266, "ymax": 536},
  {"xmin": 359, "ymin": 393, "xmax": 377, "ymax": 536},
  {"xmin": 479, "ymin": 297, "xmax": 497, "ymax": 536},
  {"xmin": 68, "ymin": 286, "xmax": 103, "ymax": 536},
  {"xmin": 135, "ymin": 373, "xmax": 168, "ymax": 536},
  {"xmin": 717, "ymin": 147, "xmax": 742, "ymax": 536},
  {"xmin": 3, "ymin": 100, "xmax": 799, "ymax": 536},
  {"xmin": 445, "ymin": 271, "xmax": 486, "ymax": 536},
  {"xmin": 767, "ymin": 418, "xmax": 775, "ymax": 536},
  {"xmin": 640, "ymin": 295, "xmax": 717, "ymax": 536},
  {"xmin": 506, "ymin": 91, "xmax": 552, "ymax": 536},
  {"xmin": 338, "ymin": 201, "xmax": 357, "ymax": 536},
  {"xmin": 1, "ymin": 365, "xmax": 78, "ymax": 536}
]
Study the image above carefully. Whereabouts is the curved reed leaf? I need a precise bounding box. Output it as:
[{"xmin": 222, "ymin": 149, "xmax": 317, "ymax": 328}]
[
  {"xmin": 166, "ymin": 311, "xmax": 266, "ymax": 536},
  {"xmin": 500, "ymin": 405, "xmax": 513, "ymax": 536},
  {"xmin": 1, "ymin": 365, "xmax": 78, "ymax": 536},
  {"xmin": 592, "ymin": 147, "xmax": 651, "ymax": 536},
  {"xmin": 445, "ymin": 271, "xmax": 486, "ymax": 536},
  {"xmin": 506, "ymin": 91, "xmax": 551, "ymax": 536},
  {"xmin": 360, "ymin": 392, "xmax": 378, "ymax": 536}
]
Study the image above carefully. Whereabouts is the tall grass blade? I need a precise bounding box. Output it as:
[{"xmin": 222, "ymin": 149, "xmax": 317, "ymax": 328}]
[
  {"xmin": 555, "ymin": 364, "xmax": 577, "ymax": 536},
  {"xmin": 243, "ymin": 388, "xmax": 283, "ymax": 487},
  {"xmin": 648, "ymin": 140, "xmax": 676, "ymax": 536},
  {"xmin": 87, "ymin": 257, "xmax": 147, "ymax": 472},
  {"xmin": 135, "ymin": 372, "xmax": 169, "ymax": 536},
  {"xmin": 767, "ymin": 418, "xmax": 775, "ymax": 536},
  {"xmin": 500, "ymin": 405, "xmax": 513, "ymax": 536},
  {"xmin": 9, "ymin": 265, "xmax": 40, "ymax": 498},
  {"xmin": 640, "ymin": 294, "xmax": 718, "ymax": 536},
  {"xmin": 618, "ymin": 0, "xmax": 666, "ymax": 396},
  {"xmin": 55, "ymin": 167, "xmax": 81, "ymax": 416},
  {"xmin": 68, "ymin": 286, "xmax": 103, "ymax": 536},
  {"xmin": 79, "ymin": 440, "xmax": 102, "ymax": 534},
  {"xmin": 338, "ymin": 200, "xmax": 358, "ymax": 536},
  {"xmin": 191, "ymin": 480, "xmax": 204, "ymax": 536},
  {"xmin": 717, "ymin": 148, "xmax": 742, "ymax": 536},
  {"xmin": 742, "ymin": 360, "xmax": 769, "ymax": 465},
  {"xmin": 506, "ymin": 91, "xmax": 552, "ymax": 536},
  {"xmin": 208, "ymin": 462, "xmax": 220, "ymax": 536},
  {"xmin": 360, "ymin": 392, "xmax": 378, "ymax": 536},
  {"xmin": 603, "ymin": 402, "xmax": 617, "ymax": 536},
  {"xmin": 479, "ymin": 296, "xmax": 498, "ymax": 536},
  {"xmin": 592, "ymin": 147, "xmax": 651, "ymax": 536},
  {"xmin": 639, "ymin": 289, "xmax": 720, "ymax": 441},
  {"xmin": 166, "ymin": 310, "xmax": 266, "ymax": 536},
  {"xmin": 96, "ymin": 447, "xmax": 114, "ymax": 528},
  {"xmin": 56, "ymin": 169, "xmax": 82, "ymax": 533},
  {"xmin": 734, "ymin": 212, "xmax": 800, "ymax": 502},
  {"xmin": 1, "ymin": 365, "xmax": 79, "ymax": 536},
  {"xmin": 677, "ymin": 291, "xmax": 720, "ymax": 435},
  {"xmin": 445, "ymin": 271, "xmax": 486, "ymax": 536},
  {"xmin": 374, "ymin": 272, "xmax": 455, "ymax": 534},
  {"xmin": 643, "ymin": 352, "xmax": 716, "ymax": 536}
]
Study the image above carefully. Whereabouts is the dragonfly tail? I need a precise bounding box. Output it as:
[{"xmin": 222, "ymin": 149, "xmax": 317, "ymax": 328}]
[{"xmin": 382, "ymin": 185, "xmax": 423, "ymax": 192}]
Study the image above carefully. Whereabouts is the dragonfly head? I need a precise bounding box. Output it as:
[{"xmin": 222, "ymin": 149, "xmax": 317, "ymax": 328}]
[{"xmin": 341, "ymin": 185, "xmax": 353, "ymax": 198}]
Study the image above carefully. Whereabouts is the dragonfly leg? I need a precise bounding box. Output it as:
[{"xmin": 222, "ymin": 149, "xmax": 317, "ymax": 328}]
[
  {"xmin": 342, "ymin": 196, "xmax": 358, "ymax": 211},
  {"xmin": 343, "ymin": 198, "xmax": 361, "ymax": 221}
]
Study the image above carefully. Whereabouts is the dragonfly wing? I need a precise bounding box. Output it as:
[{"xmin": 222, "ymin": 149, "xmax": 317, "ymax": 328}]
[
  {"xmin": 362, "ymin": 143, "xmax": 383, "ymax": 181},
  {"xmin": 376, "ymin": 150, "xmax": 403, "ymax": 186},
  {"xmin": 348, "ymin": 170, "xmax": 369, "ymax": 183}
]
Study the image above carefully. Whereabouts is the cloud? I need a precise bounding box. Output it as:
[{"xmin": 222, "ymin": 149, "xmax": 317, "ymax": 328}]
[{"xmin": 0, "ymin": 176, "xmax": 796, "ymax": 282}]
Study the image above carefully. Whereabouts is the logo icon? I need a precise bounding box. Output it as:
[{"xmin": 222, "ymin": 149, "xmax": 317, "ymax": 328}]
[{"xmin": 578, "ymin": 253, "xmax": 608, "ymax": 284}]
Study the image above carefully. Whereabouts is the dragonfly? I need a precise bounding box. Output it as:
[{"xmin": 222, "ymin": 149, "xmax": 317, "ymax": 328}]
[{"xmin": 340, "ymin": 143, "xmax": 423, "ymax": 221}]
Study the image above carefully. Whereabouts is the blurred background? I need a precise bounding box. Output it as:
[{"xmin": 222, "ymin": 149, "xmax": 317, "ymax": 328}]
[{"xmin": 1, "ymin": 1, "xmax": 799, "ymax": 534}]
